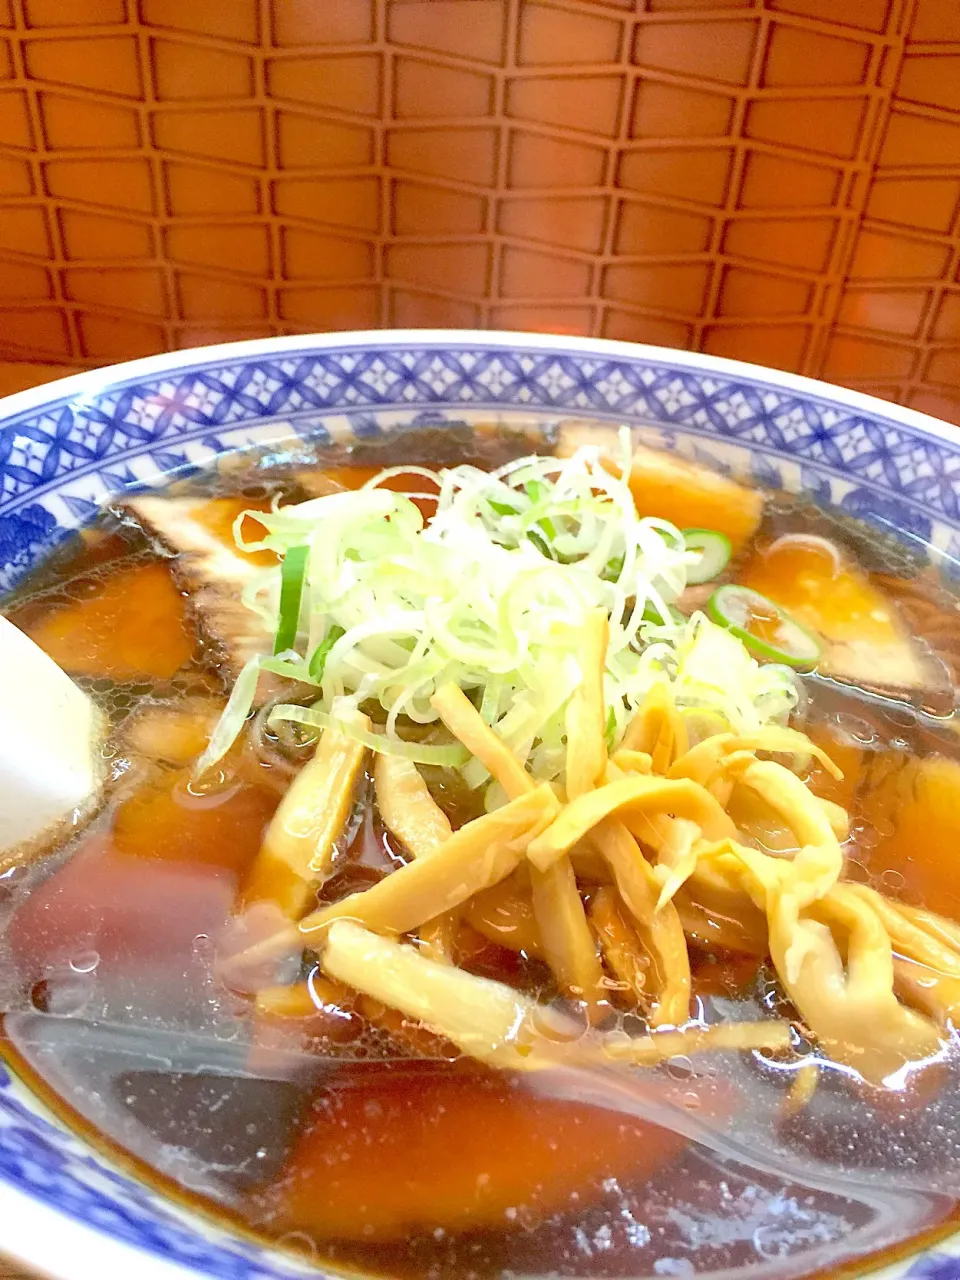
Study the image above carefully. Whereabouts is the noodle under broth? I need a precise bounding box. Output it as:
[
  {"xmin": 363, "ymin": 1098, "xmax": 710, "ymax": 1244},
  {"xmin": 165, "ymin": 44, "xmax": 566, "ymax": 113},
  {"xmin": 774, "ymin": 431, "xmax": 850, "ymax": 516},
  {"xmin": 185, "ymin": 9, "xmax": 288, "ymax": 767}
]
[{"xmin": 3, "ymin": 419, "xmax": 960, "ymax": 1278}]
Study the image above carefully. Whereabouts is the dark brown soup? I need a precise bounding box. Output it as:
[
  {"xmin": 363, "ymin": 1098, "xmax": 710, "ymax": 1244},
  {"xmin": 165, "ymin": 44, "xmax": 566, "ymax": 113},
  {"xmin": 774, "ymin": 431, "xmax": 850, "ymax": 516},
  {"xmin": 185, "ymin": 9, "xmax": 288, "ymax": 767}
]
[{"xmin": 5, "ymin": 424, "xmax": 960, "ymax": 1280}]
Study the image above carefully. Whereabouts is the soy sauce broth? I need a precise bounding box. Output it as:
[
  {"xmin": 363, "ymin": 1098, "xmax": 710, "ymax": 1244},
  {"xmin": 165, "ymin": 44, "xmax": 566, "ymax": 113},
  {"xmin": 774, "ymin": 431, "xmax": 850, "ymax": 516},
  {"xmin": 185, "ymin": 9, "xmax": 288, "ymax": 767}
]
[{"xmin": 5, "ymin": 425, "xmax": 960, "ymax": 1279}]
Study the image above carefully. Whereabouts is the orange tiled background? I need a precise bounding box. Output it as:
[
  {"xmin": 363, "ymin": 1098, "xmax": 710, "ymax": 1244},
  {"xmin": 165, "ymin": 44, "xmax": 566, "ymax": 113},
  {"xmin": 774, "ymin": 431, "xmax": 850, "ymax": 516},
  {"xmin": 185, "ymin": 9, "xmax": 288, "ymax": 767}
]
[{"xmin": 2, "ymin": 0, "xmax": 960, "ymax": 423}]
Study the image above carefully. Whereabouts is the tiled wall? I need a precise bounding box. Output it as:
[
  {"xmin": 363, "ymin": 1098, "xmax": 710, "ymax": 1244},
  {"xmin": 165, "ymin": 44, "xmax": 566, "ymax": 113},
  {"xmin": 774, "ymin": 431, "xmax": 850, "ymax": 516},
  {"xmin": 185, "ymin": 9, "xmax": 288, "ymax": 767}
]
[{"xmin": 1, "ymin": 0, "xmax": 960, "ymax": 424}]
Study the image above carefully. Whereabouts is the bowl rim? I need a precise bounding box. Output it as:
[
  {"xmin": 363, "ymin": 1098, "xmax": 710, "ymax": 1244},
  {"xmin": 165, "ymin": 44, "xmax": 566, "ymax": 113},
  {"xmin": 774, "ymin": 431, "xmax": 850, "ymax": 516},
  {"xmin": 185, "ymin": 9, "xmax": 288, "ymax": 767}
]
[
  {"xmin": 1, "ymin": 327, "xmax": 955, "ymax": 1280},
  {"xmin": 0, "ymin": 1174, "xmax": 210, "ymax": 1280},
  {"xmin": 0, "ymin": 327, "xmax": 957, "ymax": 461}
]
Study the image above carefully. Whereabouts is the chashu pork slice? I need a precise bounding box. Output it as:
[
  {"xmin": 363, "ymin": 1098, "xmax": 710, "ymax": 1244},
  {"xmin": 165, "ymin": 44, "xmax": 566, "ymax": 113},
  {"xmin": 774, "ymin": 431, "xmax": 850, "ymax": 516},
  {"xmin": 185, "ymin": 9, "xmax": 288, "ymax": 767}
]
[
  {"xmin": 737, "ymin": 535, "xmax": 954, "ymax": 714},
  {"xmin": 556, "ymin": 423, "xmax": 765, "ymax": 552},
  {"xmin": 558, "ymin": 423, "xmax": 948, "ymax": 711},
  {"xmin": 124, "ymin": 494, "xmax": 277, "ymax": 687}
]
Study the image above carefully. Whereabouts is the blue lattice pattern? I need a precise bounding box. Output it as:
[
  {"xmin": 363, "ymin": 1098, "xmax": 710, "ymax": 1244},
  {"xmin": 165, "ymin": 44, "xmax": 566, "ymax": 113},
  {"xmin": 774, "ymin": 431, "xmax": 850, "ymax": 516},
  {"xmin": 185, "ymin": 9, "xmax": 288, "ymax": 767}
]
[
  {"xmin": 4, "ymin": 341, "xmax": 960, "ymax": 597},
  {"xmin": 0, "ymin": 1058, "xmax": 313, "ymax": 1280}
]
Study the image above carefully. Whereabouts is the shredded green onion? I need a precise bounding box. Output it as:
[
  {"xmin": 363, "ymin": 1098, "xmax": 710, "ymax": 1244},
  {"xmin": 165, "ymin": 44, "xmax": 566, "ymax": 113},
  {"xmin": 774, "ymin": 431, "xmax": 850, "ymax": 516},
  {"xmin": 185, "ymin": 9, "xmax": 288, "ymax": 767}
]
[
  {"xmin": 268, "ymin": 704, "xmax": 470, "ymax": 767},
  {"xmin": 604, "ymin": 705, "xmax": 618, "ymax": 750},
  {"xmin": 309, "ymin": 624, "xmax": 346, "ymax": 682},
  {"xmin": 273, "ymin": 544, "xmax": 309, "ymax": 654},
  {"xmin": 260, "ymin": 654, "xmax": 319, "ymax": 685},
  {"xmin": 197, "ymin": 433, "xmax": 798, "ymax": 779},
  {"xmin": 194, "ymin": 654, "xmax": 263, "ymax": 776}
]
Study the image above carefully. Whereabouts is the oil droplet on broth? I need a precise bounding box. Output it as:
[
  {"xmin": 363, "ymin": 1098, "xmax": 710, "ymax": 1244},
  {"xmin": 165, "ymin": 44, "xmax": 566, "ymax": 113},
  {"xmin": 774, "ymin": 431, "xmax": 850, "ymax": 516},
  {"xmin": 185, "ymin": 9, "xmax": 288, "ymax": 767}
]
[
  {"xmin": 835, "ymin": 714, "xmax": 878, "ymax": 748},
  {"xmin": 30, "ymin": 975, "xmax": 93, "ymax": 1017},
  {"xmin": 653, "ymin": 1258, "xmax": 695, "ymax": 1276},
  {"xmin": 277, "ymin": 1231, "xmax": 317, "ymax": 1257},
  {"xmin": 666, "ymin": 1054, "xmax": 694, "ymax": 1082},
  {"xmin": 529, "ymin": 1002, "xmax": 587, "ymax": 1045},
  {"xmin": 68, "ymin": 950, "xmax": 100, "ymax": 974}
]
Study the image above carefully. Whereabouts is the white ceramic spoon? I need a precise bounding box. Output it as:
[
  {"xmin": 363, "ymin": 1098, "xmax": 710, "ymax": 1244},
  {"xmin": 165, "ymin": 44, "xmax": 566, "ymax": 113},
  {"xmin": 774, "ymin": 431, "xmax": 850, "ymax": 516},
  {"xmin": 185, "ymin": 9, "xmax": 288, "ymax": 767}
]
[{"xmin": 0, "ymin": 615, "xmax": 104, "ymax": 855}]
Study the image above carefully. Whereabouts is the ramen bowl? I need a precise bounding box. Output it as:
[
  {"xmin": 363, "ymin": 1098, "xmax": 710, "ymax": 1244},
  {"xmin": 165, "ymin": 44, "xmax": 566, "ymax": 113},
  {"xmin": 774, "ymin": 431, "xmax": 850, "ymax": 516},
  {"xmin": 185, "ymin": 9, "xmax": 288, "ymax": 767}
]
[{"xmin": 1, "ymin": 330, "xmax": 959, "ymax": 1280}]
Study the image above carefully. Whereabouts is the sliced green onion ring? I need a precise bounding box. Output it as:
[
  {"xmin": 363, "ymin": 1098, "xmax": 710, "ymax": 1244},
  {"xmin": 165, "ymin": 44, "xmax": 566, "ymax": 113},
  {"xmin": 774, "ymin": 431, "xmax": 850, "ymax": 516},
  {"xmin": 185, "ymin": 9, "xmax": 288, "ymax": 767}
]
[
  {"xmin": 273, "ymin": 544, "xmax": 309, "ymax": 654},
  {"xmin": 707, "ymin": 584, "xmax": 821, "ymax": 670},
  {"xmin": 683, "ymin": 528, "xmax": 732, "ymax": 585}
]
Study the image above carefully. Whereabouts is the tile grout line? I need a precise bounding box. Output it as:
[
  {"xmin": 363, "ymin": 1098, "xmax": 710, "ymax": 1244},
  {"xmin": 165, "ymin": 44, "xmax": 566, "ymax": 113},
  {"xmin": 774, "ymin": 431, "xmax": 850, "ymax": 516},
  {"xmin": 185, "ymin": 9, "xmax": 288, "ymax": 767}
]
[
  {"xmin": 805, "ymin": 0, "xmax": 918, "ymax": 383},
  {"xmin": 486, "ymin": 0, "xmax": 521, "ymax": 330},
  {"xmin": 377, "ymin": 0, "xmax": 391, "ymax": 329},
  {"xmin": 131, "ymin": 0, "xmax": 177, "ymax": 355},
  {"xmin": 593, "ymin": 4, "xmax": 639, "ymax": 343},
  {"xmin": 9, "ymin": 0, "xmax": 79, "ymax": 363},
  {"xmin": 257, "ymin": 0, "xmax": 282, "ymax": 341},
  {"xmin": 693, "ymin": 1, "xmax": 769, "ymax": 359}
]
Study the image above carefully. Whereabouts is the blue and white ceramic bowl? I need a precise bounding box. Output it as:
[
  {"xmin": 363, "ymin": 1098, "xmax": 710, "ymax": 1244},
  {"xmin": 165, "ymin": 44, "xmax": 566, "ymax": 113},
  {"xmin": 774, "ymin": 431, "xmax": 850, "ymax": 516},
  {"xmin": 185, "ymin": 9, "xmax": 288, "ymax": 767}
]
[{"xmin": 2, "ymin": 330, "xmax": 960, "ymax": 1280}]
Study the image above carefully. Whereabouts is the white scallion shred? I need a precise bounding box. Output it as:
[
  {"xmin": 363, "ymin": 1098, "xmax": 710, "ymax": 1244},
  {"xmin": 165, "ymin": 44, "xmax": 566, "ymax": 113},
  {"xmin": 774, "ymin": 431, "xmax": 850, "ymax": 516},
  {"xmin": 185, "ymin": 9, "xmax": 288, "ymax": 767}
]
[
  {"xmin": 194, "ymin": 654, "xmax": 264, "ymax": 776},
  {"xmin": 196, "ymin": 435, "xmax": 798, "ymax": 779},
  {"xmin": 267, "ymin": 703, "xmax": 470, "ymax": 767}
]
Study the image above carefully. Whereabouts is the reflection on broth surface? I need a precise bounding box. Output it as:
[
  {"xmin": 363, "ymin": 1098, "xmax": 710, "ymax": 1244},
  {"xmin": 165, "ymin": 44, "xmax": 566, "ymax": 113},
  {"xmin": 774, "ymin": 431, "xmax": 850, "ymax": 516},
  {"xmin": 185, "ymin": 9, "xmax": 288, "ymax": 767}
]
[{"xmin": 6, "ymin": 421, "xmax": 960, "ymax": 1279}]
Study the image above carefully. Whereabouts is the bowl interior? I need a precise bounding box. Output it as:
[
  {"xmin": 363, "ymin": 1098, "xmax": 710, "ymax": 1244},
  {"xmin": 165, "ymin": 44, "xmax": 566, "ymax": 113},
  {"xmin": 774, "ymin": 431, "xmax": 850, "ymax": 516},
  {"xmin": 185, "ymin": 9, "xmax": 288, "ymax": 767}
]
[{"xmin": 2, "ymin": 331, "xmax": 960, "ymax": 1280}]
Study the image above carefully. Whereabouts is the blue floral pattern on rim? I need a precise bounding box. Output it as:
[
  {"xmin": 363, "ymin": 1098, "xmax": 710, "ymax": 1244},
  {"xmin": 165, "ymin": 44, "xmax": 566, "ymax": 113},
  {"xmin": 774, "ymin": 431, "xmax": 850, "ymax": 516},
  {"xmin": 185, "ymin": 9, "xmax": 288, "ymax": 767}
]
[
  {"xmin": 3, "ymin": 332, "xmax": 960, "ymax": 1280},
  {"xmin": 906, "ymin": 1256, "xmax": 960, "ymax": 1278},
  {"xmin": 0, "ymin": 1058, "xmax": 313, "ymax": 1279},
  {"xmin": 3, "ymin": 339, "xmax": 960, "ymax": 593}
]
